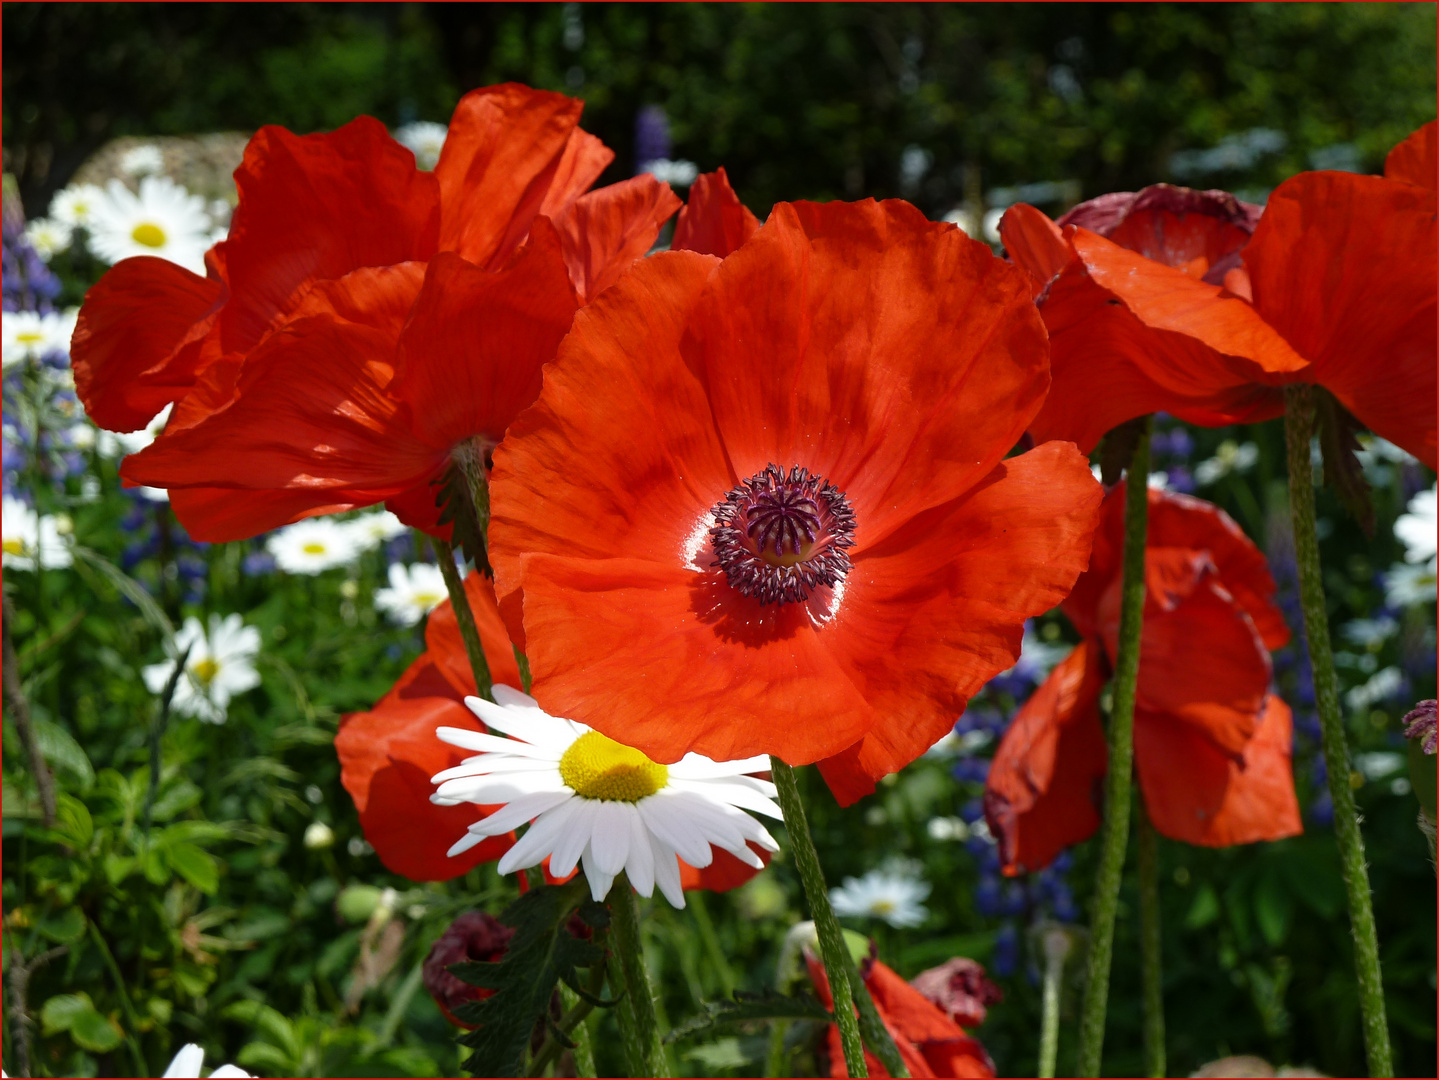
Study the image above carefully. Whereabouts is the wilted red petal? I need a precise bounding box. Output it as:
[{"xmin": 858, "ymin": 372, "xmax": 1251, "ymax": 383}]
[
  {"xmin": 1065, "ymin": 184, "xmax": 1260, "ymax": 280},
  {"xmin": 1243, "ymin": 170, "xmax": 1438, "ymax": 468},
  {"xmin": 1385, "ymin": 120, "xmax": 1437, "ymax": 191},
  {"xmin": 336, "ymin": 659, "xmax": 513, "ymax": 881},
  {"xmin": 984, "ymin": 642, "xmax": 1108, "ymax": 874},
  {"xmin": 816, "ymin": 441, "xmax": 1103, "ymax": 805},
  {"xmin": 672, "ymin": 167, "xmax": 762, "ymax": 258},
  {"xmin": 434, "ymin": 84, "xmax": 583, "ymax": 268},
  {"xmin": 71, "ymin": 256, "xmax": 225, "ymax": 432},
  {"xmin": 1135, "ymin": 693, "xmax": 1302, "ymax": 846},
  {"xmin": 547, "ymin": 174, "xmax": 681, "ymax": 302},
  {"xmin": 998, "ymin": 202, "xmax": 1073, "ymax": 297}
]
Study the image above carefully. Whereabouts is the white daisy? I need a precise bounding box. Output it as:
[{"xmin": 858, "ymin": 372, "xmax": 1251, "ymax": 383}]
[
  {"xmin": 265, "ymin": 517, "xmax": 361, "ymax": 574},
  {"xmin": 393, "ymin": 121, "xmax": 448, "ymax": 171},
  {"xmin": 374, "ymin": 562, "xmax": 448, "ymax": 626},
  {"xmin": 24, "ymin": 218, "xmax": 72, "ymax": 261},
  {"xmin": 161, "ymin": 1043, "xmax": 251, "ymax": 1078},
  {"xmin": 1386, "ymin": 561, "xmax": 1437, "ymax": 608},
  {"xmin": 341, "ymin": 509, "xmax": 408, "ymax": 551},
  {"xmin": 94, "ymin": 404, "xmax": 174, "ymax": 501},
  {"xmin": 120, "ymin": 144, "xmax": 165, "ymax": 177},
  {"xmin": 143, "ymin": 614, "xmax": 261, "ymax": 725},
  {"xmin": 49, "ymin": 182, "xmax": 107, "ymax": 230},
  {"xmin": 639, "ymin": 158, "xmax": 700, "ymax": 188},
  {"xmin": 2, "ymin": 496, "xmax": 73, "ymax": 571},
  {"xmin": 1193, "ymin": 439, "xmax": 1259, "ymax": 486},
  {"xmin": 2, "ymin": 309, "xmax": 76, "ymax": 369},
  {"xmin": 433, "ymin": 687, "xmax": 782, "ymax": 908},
  {"xmin": 87, "ymin": 177, "xmax": 212, "ymax": 274},
  {"xmin": 829, "ymin": 867, "xmax": 932, "ymax": 929},
  {"xmin": 1395, "ymin": 484, "xmax": 1437, "ymax": 568}
]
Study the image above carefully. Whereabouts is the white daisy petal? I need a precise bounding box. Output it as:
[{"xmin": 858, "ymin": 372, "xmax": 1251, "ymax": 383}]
[
  {"xmin": 432, "ymin": 773, "xmax": 567, "ymax": 805},
  {"xmin": 638, "ymin": 796, "xmax": 714, "ymax": 868},
  {"xmin": 491, "ymin": 684, "xmax": 543, "ymax": 710},
  {"xmin": 668, "ymin": 752, "xmax": 772, "ymax": 779},
  {"xmin": 589, "ymin": 801, "xmax": 632, "ymax": 875},
  {"xmin": 463, "ymin": 790, "xmax": 572, "ymax": 837},
  {"xmin": 548, "ymin": 799, "xmax": 599, "ymax": 878},
  {"xmin": 435, "ymin": 728, "xmax": 558, "ymax": 758},
  {"xmin": 651, "ymin": 832, "xmax": 686, "ymax": 909},
  {"xmin": 497, "ymin": 797, "xmax": 582, "ymax": 876},
  {"xmin": 464, "ymin": 696, "xmax": 578, "ymax": 749},
  {"xmin": 623, "ymin": 805, "xmax": 655, "ymax": 898},
  {"xmin": 581, "ymin": 844, "xmax": 616, "ymax": 903},
  {"xmin": 667, "ymin": 777, "xmax": 783, "ymax": 819}
]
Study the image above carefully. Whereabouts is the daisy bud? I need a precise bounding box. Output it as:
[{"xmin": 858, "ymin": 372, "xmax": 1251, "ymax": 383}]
[{"xmin": 303, "ymin": 821, "xmax": 335, "ymax": 850}]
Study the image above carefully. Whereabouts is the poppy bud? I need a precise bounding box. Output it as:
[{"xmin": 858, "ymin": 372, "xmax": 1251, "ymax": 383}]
[{"xmin": 422, "ymin": 910, "xmax": 515, "ymax": 1027}]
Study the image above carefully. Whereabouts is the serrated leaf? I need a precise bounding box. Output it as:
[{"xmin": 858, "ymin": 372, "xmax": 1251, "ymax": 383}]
[
  {"xmin": 454, "ymin": 879, "xmax": 603, "ymax": 1077},
  {"xmin": 41, "ymin": 992, "xmax": 92, "ymax": 1035},
  {"xmin": 1315, "ymin": 387, "xmax": 1375, "ymax": 537},
  {"xmin": 32, "ymin": 719, "xmax": 94, "ymax": 789},
  {"xmin": 165, "ymin": 842, "xmax": 219, "ymax": 894},
  {"xmin": 37, "ymin": 906, "xmax": 86, "ymax": 944},
  {"xmin": 69, "ymin": 1004, "xmax": 123, "ymax": 1053},
  {"xmin": 665, "ymin": 989, "xmax": 832, "ymax": 1044}
]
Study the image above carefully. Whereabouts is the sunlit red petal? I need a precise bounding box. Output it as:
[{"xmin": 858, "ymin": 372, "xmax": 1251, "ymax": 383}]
[
  {"xmin": 1385, "ymin": 120, "xmax": 1437, "ymax": 191},
  {"xmin": 1135, "ymin": 694, "xmax": 1302, "ymax": 847},
  {"xmin": 1243, "ymin": 170, "xmax": 1438, "ymax": 468},
  {"xmin": 672, "ymin": 167, "xmax": 762, "ymax": 257},
  {"xmin": 547, "ymin": 175, "xmax": 681, "ymax": 302},
  {"xmin": 166, "ymin": 487, "xmax": 366, "ymax": 541},
  {"xmin": 998, "ymin": 202, "xmax": 1071, "ymax": 297},
  {"xmin": 435, "ymin": 84, "xmax": 582, "ymax": 268},
  {"xmin": 537, "ymin": 127, "xmax": 615, "ymax": 217},
  {"xmin": 816, "ymin": 441, "xmax": 1103, "ymax": 805},
  {"xmin": 685, "ymin": 199, "xmax": 1049, "ymax": 543},
  {"xmin": 984, "ymin": 642, "xmax": 1107, "ymax": 875},
  {"xmin": 425, "ymin": 571, "xmax": 525, "ymax": 698},
  {"xmin": 71, "ymin": 256, "xmax": 225, "ymax": 431},
  {"xmin": 336, "ymin": 659, "xmax": 513, "ymax": 881}
]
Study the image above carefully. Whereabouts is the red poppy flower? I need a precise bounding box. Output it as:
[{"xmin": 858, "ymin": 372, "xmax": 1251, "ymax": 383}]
[
  {"xmin": 1001, "ymin": 121, "xmax": 1437, "ymax": 467},
  {"xmin": 488, "ymin": 198, "xmax": 1103, "ymax": 804},
  {"xmin": 74, "ymin": 83, "xmax": 681, "ymax": 540},
  {"xmin": 984, "ymin": 484, "xmax": 1302, "ymax": 873},
  {"xmin": 336, "ymin": 570, "xmax": 766, "ymax": 892},
  {"xmin": 806, "ymin": 953, "xmax": 995, "ymax": 1078}
]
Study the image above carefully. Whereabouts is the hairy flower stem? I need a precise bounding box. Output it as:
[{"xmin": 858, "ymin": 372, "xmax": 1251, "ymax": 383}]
[
  {"xmin": 1137, "ymin": 798, "xmax": 1165, "ymax": 1078},
  {"xmin": 1284, "ymin": 384, "xmax": 1393, "ymax": 1078},
  {"xmin": 1076, "ymin": 420, "xmax": 1151, "ymax": 1077},
  {"xmin": 1037, "ymin": 927, "xmax": 1072, "ymax": 1079},
  {"xmin": 770, "ymin": 758, "xmax": 875, "ymax": 1078},
  {"xmin": 608, "ymin": 873, "xmax": 670, "ymax": 1077},
  {"xmin": 429, "ymin": 536, "xmax": 493, "ymax": 702}
]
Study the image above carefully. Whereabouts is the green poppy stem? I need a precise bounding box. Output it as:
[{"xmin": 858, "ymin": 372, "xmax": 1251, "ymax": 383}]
[
  {"xmin": 1283, "ymin": 384, "xmax": 1393, "ymax": 1078},
  {"xmin": 608, "ymin": 872, "xmax": 670, "ymax": 1077},
  {"xmin": 1037, "ymin": 926, "xmax": 1072, "ymax": 1079},
  {"xmin": 429, "ymin": 536, "xmax": 494, "ymax": 702},
  {"xmin": 1076, "ymin": 419, "xmax": 1151, "ymax": 1077},
  {"xmin": 768, "ymin": 757, "xmax": 868, "ymax": 1078},
  {"xmin": 1136, "ymin": 797, "xmax": 1165, "ymax": 1078}
]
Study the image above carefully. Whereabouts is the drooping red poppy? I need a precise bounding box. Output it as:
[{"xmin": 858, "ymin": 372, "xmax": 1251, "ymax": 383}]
[
  {"xmin": 984, "ymin": 484, "xmax": 1302, "ymax": 873},
  {"xmin": 487, "ymin": 198, "xmax": 1103, "ymax": 804},
  {"xmin": 336, "ymin": 570, "xmax": 767, "ymax": 892},
  {"xmin": 74, "ymin": 83, "xmax": 681, "ymax": 540},
  {"xmin": 806, "ymin": 952, "xmax": 995, "ymax": 1079},
  {"xmin": 1001, "ymin": 121, "xmax": 1437, "ymax": 467}
]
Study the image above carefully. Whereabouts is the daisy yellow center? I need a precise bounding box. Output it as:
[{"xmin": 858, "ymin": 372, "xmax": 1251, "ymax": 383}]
[
  {"xmin": 412, "ymin": 591, "xmax": 444, "ymax": 606},
  {"xmin": 870, "ymin": 899, "xmax": 897, "ymax": 915},
  {"xmin": 190, "ymin": 657, "xmax": 220, "ymax": 687},
  {"xmin": 131, "ymin": 222, "xmax": 167, "ymax": 248},
  {"xmin": 302, "ymin": 542, "xmax": 327, "ymax": 554},
  {"xmin": 3, "ymin": 538, "xmax": 28, "ymax": 555},
  {"xmin": 16, "ymin": 331, "xmax": 44, "ymax": 343},
  {"xmin": 558, "ymin": 730, "xmax": 668, "ymax": 802}
]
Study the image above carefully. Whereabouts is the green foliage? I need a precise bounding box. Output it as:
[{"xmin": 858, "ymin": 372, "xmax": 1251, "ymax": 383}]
[{"xmin": 665, "ymin": 989, "xmax": 831, "ymax": 1045}]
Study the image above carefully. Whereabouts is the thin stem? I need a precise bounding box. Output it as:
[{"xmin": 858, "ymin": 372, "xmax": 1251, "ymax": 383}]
[
  {"xmin": 768, "ymin": 757, "xmax": 868, "ymax": 1079},
  {"xmin": 89, "ymin": 922, "xmax": 150, "ymax": 1078},
  {"xmin": 1283, "ymin": 384, "xmax": 1393, "ymax": 1078},
  {"xmin": 528, "ymin": 956, "xmax": 607, "ymax": 1078},
  {"xmin": 429, "ymin": 537, "xmax": 493, "ymax": 702},
  {"xmin": 1137, "ymin": 797, "xmax": 1165, "ymax": 1078},
  {"xmin": 608, "ymin": 873, "xmax": 669, "ymax": 1077},
  {"xmin": 1038, "ymin": 934, "xmax": 1068, "ymax": 1079},
  {"xmin": 2, "ymin": 594, "xmax": 55, "ymax": 825},
  {"xmin": 1076, "ymin": 420, "xmax": 1151, "ymax": 1077},
  {"xmin": 687, "ymin": 890, "xmax": 736, "ymax": 999},
  {"xmin": 848, "ymin": 967, "xmax": 909, "ymax": 1078},
  {"xmin": 765, "ymin": 1018, "xmax": 791, "ymax": 1078}
]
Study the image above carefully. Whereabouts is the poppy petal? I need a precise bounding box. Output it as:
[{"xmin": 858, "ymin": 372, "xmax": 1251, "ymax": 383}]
[
  {"xmin": 435, "ymin": 84, "xmax": 583, "ymax": 268},
  {"xmin": 71, "ymin": 256, "xmax": 225, "ymax": 432},
  {"xmin": 672, "ymin": 167, "xmax": 762, "ymax": 257},
  {"xmin": 816, "ymin": 441, "xmax": 1104, "ymax": 805},
  {"xmin": 998, "ymin": 203, "xmax": 1071, "ymax": 297},
  {"xmin": 684, "ymin": 199, "xmax": 1050, "ymax": 543},
  {"xmin": 1385, "ymin": 120, "xmax": 1437, "ymax": 191},
  {"xmin": 1243, "ymin": 170, "xmax": 1438, "ymax": 468},
  {"xmin": 537, "ymin": 127, "xmax": 616, "ymax": 217},
  {"xmin": 547, "ymin": 175, "xmax": 682, "ymax": 303},
  {"xmin": 223, "ymin": 116, "xmax": 439, "ymax": 353},
  {"xmin": 336, "ymin": 661, "xmax": 514, "ymax": 881},
  {"xmin": 1085, "ymin": 185, "xmax": 1260, "ymax": 280},
  {"xmin": 1068, "ymin": 226, "xmax": 1308, "ymax": 375},
  {"xmin": 984, "ymin": 642, "xmax": 1107, "ymax": 874},
  {"xmin": 424, "ymin": 571, "xmax": 525, "ymax": 698},
  {"xmin": 1135, "ymin": 693, "xmax": 1302, "ymax": 846},
  {"xmin": 166, "ymin": 487, "xmax": 366, "ymax": 542},
  {"xmin": 677, "ymin": 844, "xmax": 770, "ymax": 892}
]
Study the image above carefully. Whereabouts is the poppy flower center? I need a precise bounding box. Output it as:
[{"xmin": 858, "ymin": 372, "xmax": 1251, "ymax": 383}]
[
  {"xmin": 709, "ymin": 463, "xmax": 856, "ymax": 605},
  {"xmin": 558, "ymin": 730, "xmax": 669, "ymax": 802}
]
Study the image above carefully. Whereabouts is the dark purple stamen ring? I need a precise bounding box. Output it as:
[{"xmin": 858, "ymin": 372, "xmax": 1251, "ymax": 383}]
[{"xmin": 709, "ymin": 463, "xmax": 857, "ymax": 605}]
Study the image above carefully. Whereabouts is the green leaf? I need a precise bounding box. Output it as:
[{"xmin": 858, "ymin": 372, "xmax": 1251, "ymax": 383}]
[
  {"xmin": 147, "ymin": 779, "xmax": 202, "ymax": 822},
  {"xmin": 142, "ymin": 845, "xmax": 171, "ymax": 886},
  {"xmin": 103, "ymin": 853, "xmax": 136, "ymax": 887},
  {"xmin": 236, "ymin": 1042, "xmax": 295, "ymax": 1074},
  {"xmin": 51, "ymin": 792, "xmax": 94, "ymax": 849},
  {"xmin": 37, "ymin": 906, "xmax": 87, "ymax": 944},
  {"xmin": 223, "ymin": 999, "xmax": 302, "ymax": 1062},
  {"xmin": 1253, "ymin": 872, "xmax": 1293, "ymax": 947},
  {"xmin": 70, "ymin": 1004, "xmax": 123, "ymax": 1053},
  {"xmin": 454, "ymin": 879, "xmax": 603, "ymax": 1077},
  {"xmin": 41, "ymin": 993, "xmax": 93, "ymax": 1035},
  {"xmin": 1185, "ymin": 883, "xmax": 1220, "ymax": 930},
  {"xmin": 685, "ymin": 1037, "xmax": 752, "ymax": 1069},
  {"xmin": 32, "ymin": 719, "xmax": 94, "ymax": 789},
  {"xmin": 164, "ymin": 842, "xmax": 219, "ymax": 894},
  {"xmin": 666, "ymin": 989, "xmax": 832, "ymax": 1044}
]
